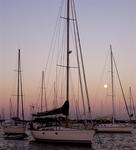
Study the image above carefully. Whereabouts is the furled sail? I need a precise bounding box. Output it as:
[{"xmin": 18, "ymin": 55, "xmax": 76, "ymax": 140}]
[{"xmin": 33, "ymin": 100, "xmax": 69, "ymax": 117}]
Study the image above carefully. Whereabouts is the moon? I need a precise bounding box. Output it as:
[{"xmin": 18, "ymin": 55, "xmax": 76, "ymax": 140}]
[{"xmin": 104, "ymin": 84, "xmax": 108, "ymax": 88}]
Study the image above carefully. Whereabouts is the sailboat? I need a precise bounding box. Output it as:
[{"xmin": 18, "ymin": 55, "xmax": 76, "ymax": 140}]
[
  {"xmin": 3, "ymin": 49, "xmax": 26, "ymax": 139},
  {"xmin": 96, "ymin": 45, "xmax": 133, "ymax": 133},
  {"xmin": 30, "ymin": 0, "xmax": 95, "ymax": 146}
]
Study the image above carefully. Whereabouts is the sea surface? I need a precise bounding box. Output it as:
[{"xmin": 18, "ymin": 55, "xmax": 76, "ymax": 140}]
[{"xmin": 0, "ymin": 129, "xmax": 136, "ymax": 150}]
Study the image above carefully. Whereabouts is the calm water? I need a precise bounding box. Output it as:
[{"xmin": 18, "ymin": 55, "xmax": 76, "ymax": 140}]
[{"xmin": 0, "ymin": 129, "xmax": 136, "ymax": 150}]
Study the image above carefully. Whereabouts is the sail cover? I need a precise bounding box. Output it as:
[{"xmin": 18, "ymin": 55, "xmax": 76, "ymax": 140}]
[{"xmin": 33, "ymin": 100, "xmax": 69, "ymax": 117}]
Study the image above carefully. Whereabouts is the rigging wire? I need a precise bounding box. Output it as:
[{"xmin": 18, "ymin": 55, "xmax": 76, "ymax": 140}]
[
  {"xmin": 112, "ymin": 52, "xmax": 132, "ymax": 121},
  {"xmin": 72, "ymin": 0, "xmax": 92, "ymax": 120},
  {"xmin": 71, "ymin": 0, "xmax": 87, "ymax": 121},
  {"xmin": 94, "ymin": 49, "xmax": 109, "ymax": 113},
  {"xmin": 44, "ymin": 0, "xmax": 64, "ymax": 90}
]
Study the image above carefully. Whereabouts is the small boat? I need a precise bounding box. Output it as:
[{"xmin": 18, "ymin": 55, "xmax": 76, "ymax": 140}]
[
  {"xmin": 96, "ymin": 45, "xmax": 133, "ymax": 133},
  {"xmin": 3, "ymin": 119, "xmax": 26, "ymax": 135},
  {"xmin": 96, "ymin": 123, "xmax": 133, "ymax": 133}
]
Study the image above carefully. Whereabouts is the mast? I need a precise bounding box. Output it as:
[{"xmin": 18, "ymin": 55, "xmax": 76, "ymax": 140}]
[
  {"xmin": 16, "ymin": 49, "xmax": 24, "ymax": 120},
  {"xmin": 20, "ymin": 56, "xmax": 24, "ymax": 121},
  {"xmin": 17, "ymin": 49, "xmax": 20, "ymax": 118},
  {"xmin": 65, "ymin": 0, "xmax": 70, "ymax": 125},
  {"xmin": 9, "ymin": 98, "xmax": 13, "ymax": 119},
  {"xmin": 41, "ymin": 71, "xmax": 44, "ymax": 112},
  {"xmin": 66, "ymin": 0, "xmax": 70, "ymax": 102},
  {"xmin": 110, "ymin": 45, "xmax": 115, "ymax": 124},
  {"xmin": 40, "ymin": 71, "xmax": 47, "ymax": 112},
  {"xmin": 53, "ymin": 81, "xmax": 58, "ymax": 108},
  {"xmin": 129, "ymin": 86, "xmax": 132, "ymax": 115},
  {"xmin": 9, "ymin": 98, "xmax": 12, "ymax": 119}
]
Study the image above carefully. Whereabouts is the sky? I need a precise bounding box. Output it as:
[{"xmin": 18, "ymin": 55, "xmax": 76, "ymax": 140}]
[{"xmin": 0, "ymin": 0, "xmax": 136, "ymax": 120}]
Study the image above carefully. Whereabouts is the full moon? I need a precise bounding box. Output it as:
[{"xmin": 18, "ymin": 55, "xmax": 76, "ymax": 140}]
[{"xmin": 104, "ymin": 84, "xmax": 108, "ymax": 88}]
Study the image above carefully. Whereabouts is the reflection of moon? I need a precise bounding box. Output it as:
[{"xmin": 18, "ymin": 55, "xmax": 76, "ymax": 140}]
[{"xmin": 104, "ymin": 84, "xmax": 108, "ymax": 88}]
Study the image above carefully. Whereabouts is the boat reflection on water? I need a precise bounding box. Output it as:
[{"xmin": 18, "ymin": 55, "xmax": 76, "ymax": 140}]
[{"xmin": 29, "ymin": 141, "xmax": 93, "ymax": 150}]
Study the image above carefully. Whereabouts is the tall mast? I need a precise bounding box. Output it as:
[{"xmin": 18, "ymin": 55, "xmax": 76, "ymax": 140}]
[
  {"xmin": 129, "ymin": 87, "xmax": 132, "ymax": 114},
  {"xmin": 16, "ymin": 49, "xmax": 24, "ymax": 120},
  {"xmin": 17, "ymin": 49, "xmax": 20, "ymax": 118},
  {"xmin": 40, "ymin": 70, "xmax": 47, "ymax": 112},
  {"xmin": 9, "ymin": 98, "xmax": 13, "ymax": 119},
  {"xmin": 41, "ymin": 71, "xmax": 44, "ymax": 112},
  {"xmin": 53, "ymin": 81, "xmax": 58, "ymax": 108},
  {"xmin": 66, "ymin": 0, "xmax": 70, "ymax": 102},
  {"xmin": 129, "ymin": 86, "xmax": 132, "ymax": 115},
  {"xmin": 20, "ymin": 61, "xmax": 24, "ymax": 121},
  {"xmin": 110, "ymin": 45, "xmax": 115, "ymax": 124}
]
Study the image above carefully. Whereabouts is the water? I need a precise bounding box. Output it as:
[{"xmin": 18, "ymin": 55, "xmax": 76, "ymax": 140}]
[
  {"xmin": 94, "ymin": 132, "xmax": 136, "ymax": 150},
  {"xmin": 0, "ymin": 129, "xmax": 136, "ymax": 150}
]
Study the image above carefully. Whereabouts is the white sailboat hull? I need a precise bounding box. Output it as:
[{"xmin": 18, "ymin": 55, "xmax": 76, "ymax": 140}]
[
  {"xmin": 31, "ymin": 128, "xmax": 95, "ymax": 145},
  {"xmin": 96, "ymin": 124, "xmax": 133, "ymax": 133}
]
